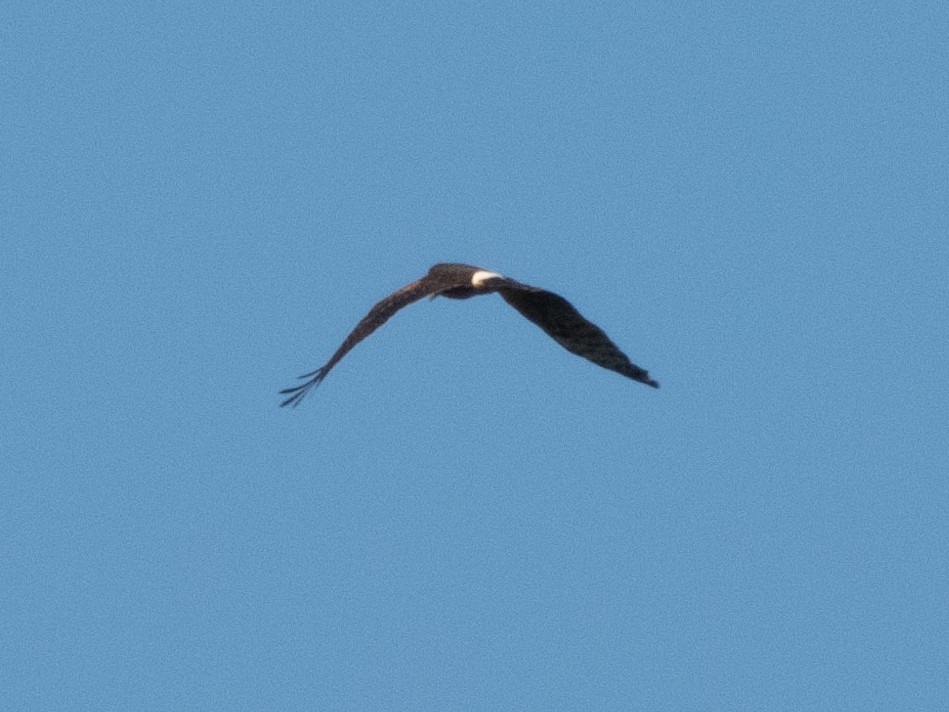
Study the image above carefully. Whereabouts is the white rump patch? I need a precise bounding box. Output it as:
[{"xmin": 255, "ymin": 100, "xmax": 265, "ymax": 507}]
[{"xmin": 471, "ymin": 270, "xmax": 503, "ymax": 286}]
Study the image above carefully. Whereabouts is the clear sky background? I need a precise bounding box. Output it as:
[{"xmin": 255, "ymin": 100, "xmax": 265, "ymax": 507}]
[{"xmin": 3, "ymin": 2, "xmax": 947, "ymax": 710}]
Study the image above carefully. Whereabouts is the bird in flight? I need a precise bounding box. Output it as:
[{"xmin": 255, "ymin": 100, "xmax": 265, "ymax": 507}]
[{"xmin": 280, "ymin": 263, "xmax": 658, "ymax": 407}]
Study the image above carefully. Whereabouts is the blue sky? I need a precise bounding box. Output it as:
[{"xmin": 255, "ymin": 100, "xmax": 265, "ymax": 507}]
[{"xmin": 3, "ymin": 2, "xmax": 947, "ymax": 709}]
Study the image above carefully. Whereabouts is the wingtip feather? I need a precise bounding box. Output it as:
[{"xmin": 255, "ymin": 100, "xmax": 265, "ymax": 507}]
[{"xmin": 278, "ymin": 367, "xmax": 329, "ymax": 407}]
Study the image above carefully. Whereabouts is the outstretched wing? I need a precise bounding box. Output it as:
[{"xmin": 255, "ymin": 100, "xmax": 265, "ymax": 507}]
[
  {"xmin": 280, "ymin": 277, "xmax": 437, "ymax": 407},
  {"xmin": 499, "ymin": 284, "xmax": 659, "ymax": 388}
]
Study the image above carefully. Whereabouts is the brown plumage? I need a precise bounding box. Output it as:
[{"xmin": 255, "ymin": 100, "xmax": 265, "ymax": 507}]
[{"xmin": 280, "ymin": 263, "xmax": 658, "ymax": 406}]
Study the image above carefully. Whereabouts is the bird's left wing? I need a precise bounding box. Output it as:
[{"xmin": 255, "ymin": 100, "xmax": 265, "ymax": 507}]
[
  {"xmin": 499, "ymin": 284, "xmax": 659, "ymax": 388},
  {"xmin": 280, "ymin": 276, "xmax": 436, "ymax": 406}
]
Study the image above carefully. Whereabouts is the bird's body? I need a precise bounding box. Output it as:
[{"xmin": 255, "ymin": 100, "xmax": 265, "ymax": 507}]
[{"xmin": 280, "ymin": 263, "xmax": 658, "ymax": 406}]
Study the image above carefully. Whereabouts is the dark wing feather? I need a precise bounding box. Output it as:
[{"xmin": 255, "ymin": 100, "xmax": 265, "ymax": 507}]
[
  {"xmin": 499, "ymin": 284, "xmax": 659, "ymax": 388},
  {"xmin": 280, "ymin": 277, "xmax": 437, "ymax": 406}
]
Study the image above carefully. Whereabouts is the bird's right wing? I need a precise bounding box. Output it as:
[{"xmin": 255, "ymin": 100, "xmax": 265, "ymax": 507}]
[
  {"xmin": 280, "ymin": 276, "xmax": 437, "ymax": 407},
  {"xmin": 499, "ymin": 284, "xmax": 659, "ymax": 388}
]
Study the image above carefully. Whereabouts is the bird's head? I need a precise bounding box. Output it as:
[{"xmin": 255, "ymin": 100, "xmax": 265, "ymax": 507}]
[
  {"xmin": 427, "ymin": 263, "xmax": 508, "ymax": 296},
  {"xmin": 470, "ymin": 269, "xmax": 506, "ymax": 288}
]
